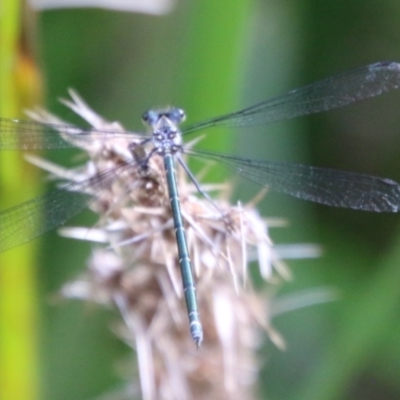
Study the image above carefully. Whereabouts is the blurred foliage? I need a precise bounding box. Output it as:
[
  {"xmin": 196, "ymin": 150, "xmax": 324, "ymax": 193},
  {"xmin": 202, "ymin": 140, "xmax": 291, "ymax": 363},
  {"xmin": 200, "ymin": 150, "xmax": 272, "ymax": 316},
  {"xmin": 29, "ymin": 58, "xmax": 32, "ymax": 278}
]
[
  {"xmin": 0, "ymin": 1, "xmax": 42, "ymax": 400},
  {"xmin": 2, "ymin": 0, "xmax": 400, "ymax": 399}
]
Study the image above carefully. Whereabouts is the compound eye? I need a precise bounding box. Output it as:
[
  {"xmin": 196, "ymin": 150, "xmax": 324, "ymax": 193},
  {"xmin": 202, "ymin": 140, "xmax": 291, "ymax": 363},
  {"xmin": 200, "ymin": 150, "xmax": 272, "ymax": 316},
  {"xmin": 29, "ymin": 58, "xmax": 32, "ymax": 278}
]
[
  {"xmin": 168, "ymin": 108, "xmax": 186, "ymax": 123},
  {"xmin": 142, "ymin": 110, "xmax": 159, "ymax": 125}
]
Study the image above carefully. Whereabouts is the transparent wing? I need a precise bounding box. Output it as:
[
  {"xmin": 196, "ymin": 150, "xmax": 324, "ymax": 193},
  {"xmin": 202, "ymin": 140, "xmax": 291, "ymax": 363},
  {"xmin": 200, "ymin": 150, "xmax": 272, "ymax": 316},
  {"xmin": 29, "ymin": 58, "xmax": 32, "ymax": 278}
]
[
  {"xmin": 188, "ymin": 149, "xmax": 400, "ymax": 212},
  {"xmin": 0, "ymin": 161, "xmax": 137, "ymax": 253},
  {"xmin": 0, "ymin": 118, "xmax": 138, "ymax": 150},
  {"xmin": 182, "ymin": 61, "xmax": 400, "ymax": 135}
]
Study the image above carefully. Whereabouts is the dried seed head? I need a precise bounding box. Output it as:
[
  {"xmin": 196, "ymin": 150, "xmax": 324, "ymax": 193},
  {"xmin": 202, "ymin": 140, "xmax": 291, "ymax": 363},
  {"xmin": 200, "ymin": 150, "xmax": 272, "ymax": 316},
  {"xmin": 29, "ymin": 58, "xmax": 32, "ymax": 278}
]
[{"xmin": 31, "ymin": 90, "xmax": 321, "ymax": 400}]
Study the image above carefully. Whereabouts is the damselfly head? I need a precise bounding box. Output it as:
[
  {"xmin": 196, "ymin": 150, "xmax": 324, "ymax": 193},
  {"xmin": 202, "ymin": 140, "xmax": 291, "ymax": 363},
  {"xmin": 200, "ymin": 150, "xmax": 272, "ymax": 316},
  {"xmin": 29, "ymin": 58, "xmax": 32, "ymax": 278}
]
[{"xmin": 142, "ymin": 108, "xmax": 186, "ymax": 127}]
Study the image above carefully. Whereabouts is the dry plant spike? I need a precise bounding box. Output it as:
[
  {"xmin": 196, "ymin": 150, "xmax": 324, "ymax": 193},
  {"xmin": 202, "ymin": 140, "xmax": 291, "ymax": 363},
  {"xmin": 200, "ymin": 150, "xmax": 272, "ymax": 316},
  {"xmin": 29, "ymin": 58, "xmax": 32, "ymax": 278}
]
[{"xmin": 29, "ymin": 93, "xmax": 322, "ymax": 399}]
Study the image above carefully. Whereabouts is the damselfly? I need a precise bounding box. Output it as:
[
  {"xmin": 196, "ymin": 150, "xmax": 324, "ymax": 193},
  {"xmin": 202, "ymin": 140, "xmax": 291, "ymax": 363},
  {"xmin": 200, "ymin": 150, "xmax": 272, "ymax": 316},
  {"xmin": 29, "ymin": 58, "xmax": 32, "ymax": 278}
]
[{"xmin": 2, "ymin": 61, "xmax": 400, "ymax": 345}]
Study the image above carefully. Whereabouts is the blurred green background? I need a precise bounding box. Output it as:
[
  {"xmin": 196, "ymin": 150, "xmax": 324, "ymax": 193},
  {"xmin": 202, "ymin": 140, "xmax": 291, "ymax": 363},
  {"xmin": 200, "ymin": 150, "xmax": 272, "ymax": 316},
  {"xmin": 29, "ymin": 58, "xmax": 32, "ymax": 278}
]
[{"xmin": 3, "ymin": 0, "xmax": 400, "ymax": 399}]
